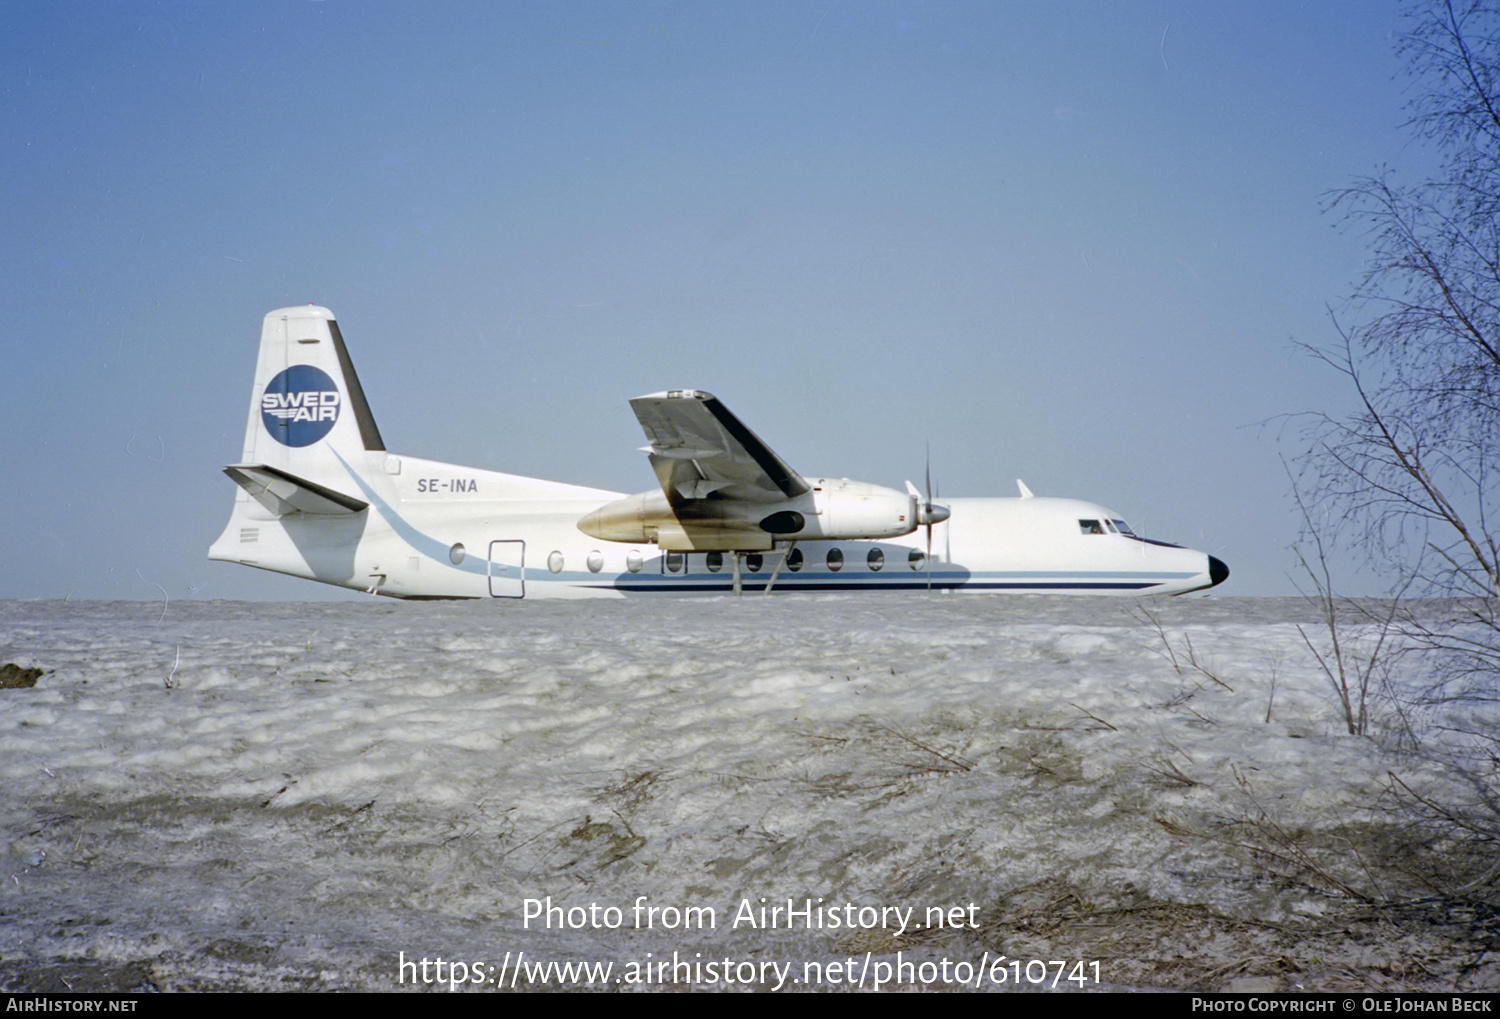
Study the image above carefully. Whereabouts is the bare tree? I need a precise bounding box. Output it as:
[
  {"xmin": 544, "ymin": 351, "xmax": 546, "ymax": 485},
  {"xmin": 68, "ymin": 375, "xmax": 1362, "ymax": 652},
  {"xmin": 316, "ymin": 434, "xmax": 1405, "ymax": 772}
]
[
  {"xmin": 1296, "ymin": 1, "xmax": 1500, "ymax": 899},
  {"xmin": 1298, "ymin": 0, "xmax": 1500, "ymax": 623}
]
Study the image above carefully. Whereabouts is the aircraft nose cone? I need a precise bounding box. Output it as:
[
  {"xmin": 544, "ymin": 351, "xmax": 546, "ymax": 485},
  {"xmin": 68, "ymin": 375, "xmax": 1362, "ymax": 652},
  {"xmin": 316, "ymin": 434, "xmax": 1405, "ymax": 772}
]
[{"xmin": 1208, "ymin": 555, "xmax": 1229, "ymax": 588}]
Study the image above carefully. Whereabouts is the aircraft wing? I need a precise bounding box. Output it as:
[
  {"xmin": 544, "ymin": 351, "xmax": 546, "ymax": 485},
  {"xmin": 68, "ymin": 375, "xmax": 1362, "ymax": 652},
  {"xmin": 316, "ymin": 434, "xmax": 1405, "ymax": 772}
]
[{"xmin": 629, "ymin": 390, "xmax": 811, "ymax": 507}]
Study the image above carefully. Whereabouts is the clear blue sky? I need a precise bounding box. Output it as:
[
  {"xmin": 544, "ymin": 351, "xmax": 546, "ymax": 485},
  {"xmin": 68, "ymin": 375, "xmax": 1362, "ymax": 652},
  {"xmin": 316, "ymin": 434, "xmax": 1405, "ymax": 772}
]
[{"xmin": 2, "ymin": 1, "xmax": 1425, "ymax": 599}]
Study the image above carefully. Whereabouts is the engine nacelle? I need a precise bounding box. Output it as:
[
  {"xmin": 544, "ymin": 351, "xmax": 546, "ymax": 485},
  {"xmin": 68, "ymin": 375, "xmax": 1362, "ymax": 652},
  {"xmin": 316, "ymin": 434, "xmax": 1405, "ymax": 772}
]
[
  {"xmin": 577, "ymin": 478, "xmax": 918, "ymax": 551},
  {"xmin": 798, "ymin": 478, "xmax": 917, "ymax": 541}
]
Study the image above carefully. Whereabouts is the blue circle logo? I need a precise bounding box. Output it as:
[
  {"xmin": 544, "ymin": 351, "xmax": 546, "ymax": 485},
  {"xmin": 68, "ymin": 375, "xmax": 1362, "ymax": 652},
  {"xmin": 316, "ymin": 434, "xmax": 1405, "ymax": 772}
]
[{"xmin": 261, "ymin": 365, "xmax": 341, "ymax": 447}]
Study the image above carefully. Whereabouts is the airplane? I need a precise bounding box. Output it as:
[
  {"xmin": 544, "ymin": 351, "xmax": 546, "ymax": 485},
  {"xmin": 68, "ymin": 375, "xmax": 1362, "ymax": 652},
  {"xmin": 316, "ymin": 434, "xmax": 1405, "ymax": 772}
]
[{"xmin": 209, "ymin": 305, "xmax": 1229, "ymax": 599}]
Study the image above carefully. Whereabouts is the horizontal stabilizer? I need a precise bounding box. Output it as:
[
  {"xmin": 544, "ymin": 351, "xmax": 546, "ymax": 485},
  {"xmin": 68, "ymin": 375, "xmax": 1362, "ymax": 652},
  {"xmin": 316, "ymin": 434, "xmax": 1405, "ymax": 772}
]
[{"xmin": 223, "ymin": 464, "xmax": 368, "ymax": 516}]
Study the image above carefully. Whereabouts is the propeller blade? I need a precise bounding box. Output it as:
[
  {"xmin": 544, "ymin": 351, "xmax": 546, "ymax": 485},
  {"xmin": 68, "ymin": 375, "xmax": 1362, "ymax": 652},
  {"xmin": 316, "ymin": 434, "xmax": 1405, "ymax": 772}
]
[
  {"xmin": 925, "ymin": 504, "xmax": 933, "ymax": 592},
  {"xmin": 925, "ymin": 447, "xmax": 935, "ymax": 591},
  {"xmin": 911, "ymin": 448, "xmax": 952, "ymax": 590}
]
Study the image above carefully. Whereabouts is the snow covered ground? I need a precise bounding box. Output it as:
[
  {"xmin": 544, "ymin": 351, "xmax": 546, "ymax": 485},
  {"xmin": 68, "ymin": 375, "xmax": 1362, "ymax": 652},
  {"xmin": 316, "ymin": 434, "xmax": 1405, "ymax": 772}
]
[{"xmin": 0, "ymin": 595, "xmax": 1495, "ymax": 992}]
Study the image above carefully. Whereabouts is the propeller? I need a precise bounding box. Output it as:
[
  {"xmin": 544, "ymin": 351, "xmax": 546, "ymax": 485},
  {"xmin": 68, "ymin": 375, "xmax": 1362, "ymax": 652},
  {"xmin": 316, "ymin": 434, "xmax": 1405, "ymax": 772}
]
[{"xmin": 905, "ymin": 455, "xmax": 950, "ymax": 590}]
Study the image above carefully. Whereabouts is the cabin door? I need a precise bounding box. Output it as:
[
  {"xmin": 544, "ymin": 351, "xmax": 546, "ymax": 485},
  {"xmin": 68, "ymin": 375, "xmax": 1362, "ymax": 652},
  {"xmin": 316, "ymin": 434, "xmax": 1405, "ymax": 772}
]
[{"xmin": 487, "ymin": 540, "xmax": 525, "ymax": 598}]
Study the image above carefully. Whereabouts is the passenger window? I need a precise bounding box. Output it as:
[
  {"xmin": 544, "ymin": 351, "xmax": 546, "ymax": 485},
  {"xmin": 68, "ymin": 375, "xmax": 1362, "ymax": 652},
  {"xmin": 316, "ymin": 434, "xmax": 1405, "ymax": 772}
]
[
  {"xmin": 665, "ymin": 552, "xmax": 685, "ymax": 574},
  {"xmin": 867, "ymin": 548, "xmax": 884, "ymax": 571},
  {"xmin": 587, "ymin": 551, "xmax": 604, "ymax": 573},
  {"xmin": 786, "ymin": 548, "xmax": 804, "ymax": 573},
  {"xmin": 547, "ymin": 551, "xmax": 564, "ymax": 573},
  {"xmin": 706, "ymin": 552, "xmax": 723, "ymax": 573},
  {"xmin": 746, "ymin": 553, "xmax": 763, "ymax": 572},
  {"xmin": 909, "ymin": 549, "xmax": 926, "ymax": 570},
  {"xmin": 826, "ymin": 548, "xmax": 844, "ymax": 572},
  {"xmin": 626, "ymin": 550, "xmax": 643, "ymax": 573},
  {"xmin": 1079, "ymin": 519, "xmax": 1105, "ymax": 535}
]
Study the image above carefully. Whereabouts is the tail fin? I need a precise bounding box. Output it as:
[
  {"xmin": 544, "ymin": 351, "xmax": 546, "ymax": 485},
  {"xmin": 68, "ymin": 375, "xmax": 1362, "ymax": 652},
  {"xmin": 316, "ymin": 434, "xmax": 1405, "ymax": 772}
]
[
  {"xmin": 210, "ymin": 306, "xmax": 383, "ymax": 579},
  {"xmin": 236, "ymin": 305, "xmax": 384, "ymax": 477}
]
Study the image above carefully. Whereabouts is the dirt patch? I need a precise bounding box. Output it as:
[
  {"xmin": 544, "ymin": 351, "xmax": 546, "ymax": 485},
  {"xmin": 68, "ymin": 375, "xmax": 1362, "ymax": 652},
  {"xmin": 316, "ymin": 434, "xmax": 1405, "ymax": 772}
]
[
  {"xmin": 967, "ymin": 878, "xmax": 1499, "ymax": 992},
  {"xmin": 0, "ymin": 663, "xmax": 43, "ymax": 688}
]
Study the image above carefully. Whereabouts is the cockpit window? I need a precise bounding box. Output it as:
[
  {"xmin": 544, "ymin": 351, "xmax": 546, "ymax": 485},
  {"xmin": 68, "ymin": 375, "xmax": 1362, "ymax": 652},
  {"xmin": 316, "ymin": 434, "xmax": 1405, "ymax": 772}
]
[
  {"xmin": 1079, "ymin": 519, "xmax": 1105, "ymax": 535},
  {"xmin": 1111, "ymin": 519, "xmax": 1138, "ymax": 538}
]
